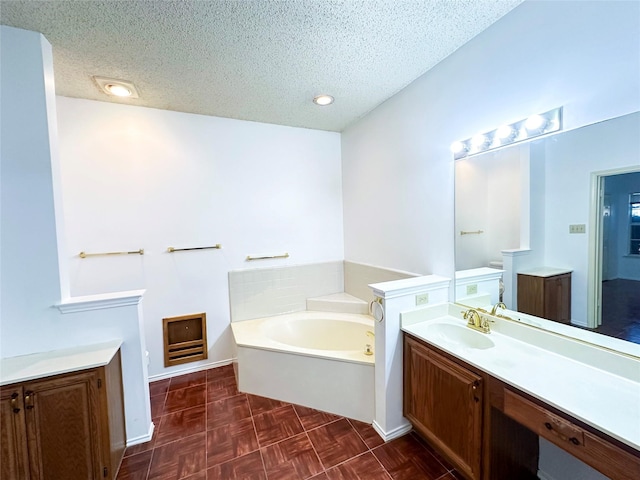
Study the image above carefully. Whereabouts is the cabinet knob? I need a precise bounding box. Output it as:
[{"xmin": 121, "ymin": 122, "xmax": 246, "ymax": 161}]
[
  {"xmin": 569, "ymin": 437, "xmax": 580, "ymax": 446},
  {"xmin": 544, "ymin": 422, "xmax": 553, "ymax": 430},
  {"xmin": 10, "ymin": 392, "xmax": 20, "ymax": 413},
  {"xmin": 24, "ymin": 390, "xmax": 34, "ymax": 410}
]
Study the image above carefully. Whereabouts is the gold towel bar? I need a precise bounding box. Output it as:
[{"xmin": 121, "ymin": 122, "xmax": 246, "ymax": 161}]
[
  {"xmin": 246, "ymin": 253, "xmax": 290, "ymax": 261},
  {"xmin": 460, "ymin": 230, "xmax": 484, "ymax": 236},
  {"xmin": 167, "ymin": 244, "xmax": 222, "ymax": 253},
  {"xmin": 79, "ymin": 249, "xmax": 144, "ymax": 258}
]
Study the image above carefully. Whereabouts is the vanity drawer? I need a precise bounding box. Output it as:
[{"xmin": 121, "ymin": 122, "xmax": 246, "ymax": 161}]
[{"xmin": 503, "ymin": 389, "xmax": 640, "ymax": 480}]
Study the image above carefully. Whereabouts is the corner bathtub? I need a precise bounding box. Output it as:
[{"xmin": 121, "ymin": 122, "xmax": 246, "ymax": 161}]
[{"xmin": 231, "ymin": 311, "xmax": 375, "ymax": 422}]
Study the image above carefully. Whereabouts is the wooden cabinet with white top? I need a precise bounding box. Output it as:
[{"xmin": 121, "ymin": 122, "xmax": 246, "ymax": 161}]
[
  {"xmin": 0, "ymin": 347, "xmax": 125, "ymax": 480},
  {"xmin": 403, "ymin": 331, "xmax": 640, "ymax": 480},
  {"xmin": 517, "ymin": 267, "xmax": 572, "ymax": 323}
]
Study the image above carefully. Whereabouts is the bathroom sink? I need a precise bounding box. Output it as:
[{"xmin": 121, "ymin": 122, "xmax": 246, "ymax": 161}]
[{"xmin": 424, "ymin": 323, "xmax": 495, "ymax": 350}]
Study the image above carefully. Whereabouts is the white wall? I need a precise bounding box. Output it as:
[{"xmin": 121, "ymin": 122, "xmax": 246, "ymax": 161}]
[
  {"xmin": 0, "ymin": 26, "xmax": 65, "ymax": 355},
  {"xmin": 543, "ymin": 113, "xmax": 640, "ymax": 323},
  {"xmin": 1, "ymin": 26, "xmax": 152, "ymax": 443},
  {"xmin": 341, "ymin": 1, "xmax": 639, "ymax": 478},
  {"xmin": 342, "ymin": 0, "xmax": 640, "ymax": 282},
  {"xmin": 455, "ymin": 147, "xmax": 521, "ymax": 270},
  {"xmin": 56, "ymin": 97, "xmax": 343, "ymax": 378}
]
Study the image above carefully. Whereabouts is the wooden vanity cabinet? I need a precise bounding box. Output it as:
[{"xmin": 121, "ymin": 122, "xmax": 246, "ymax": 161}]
[
  {"xmin": 404, "ymin": 332, "xmax": 640, "ymax": 480},
  {"xmin": 0, "ymin": 350, "xmax": 125, "ymax": 480},
  {"xmin": 517, "ymin": 270, "xmax": 571, "ymax": 323},
  {"xmin": 404, "ymin": 335, "xmax": 484, "ymax": 480}
]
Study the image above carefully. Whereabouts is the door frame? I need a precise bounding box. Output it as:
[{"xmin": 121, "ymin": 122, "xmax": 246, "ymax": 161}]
[{"xmin": 587, "ymin": 166, "xmax": 640, "ymax": 328}]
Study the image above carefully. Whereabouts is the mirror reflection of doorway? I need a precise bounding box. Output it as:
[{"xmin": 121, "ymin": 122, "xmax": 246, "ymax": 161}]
[{"xmin": 596, "ymin": 172, "xmax": 640, "ymax": 344}]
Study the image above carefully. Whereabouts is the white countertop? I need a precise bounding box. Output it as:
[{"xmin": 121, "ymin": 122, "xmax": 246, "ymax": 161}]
[
  {"xmin": 401, "ymin": 304, "xmax": 640, "ymax": 451},
  {"xmin": 0, "ymin": 340, "xmax": 122, "ymax": 386},
  {"xmin": 517, "ymin": 266, "xmax": 573, "ymax": 277}
]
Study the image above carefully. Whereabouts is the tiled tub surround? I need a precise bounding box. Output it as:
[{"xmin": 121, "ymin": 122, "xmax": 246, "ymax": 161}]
[
  {"xmin": 228, "ymin": 261, "xmax": 418, "ymax": 322},
  {"xmin": 117, "ymin": 366, "xmax": 463, "ymax": 480},
  {"xmin": 232, "ymin": 311, "xmax": 375, "ymax": 422},
  {"xmin": 401, "ymin": 303, "xmax": 640, "ymax": 455}
]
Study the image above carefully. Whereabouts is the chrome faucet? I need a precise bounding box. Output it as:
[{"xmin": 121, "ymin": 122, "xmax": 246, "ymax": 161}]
[
  {"xmin": 490, "ymin": 302, "xmax": 507, "ymax": 316},
  {"xmin": 463, "ymin": 308, "xmax": 491, "ymax": 334}
]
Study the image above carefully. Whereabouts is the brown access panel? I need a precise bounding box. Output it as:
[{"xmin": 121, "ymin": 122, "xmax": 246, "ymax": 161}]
[{"xmin": 163, "ymin": 313, "xmax": 208, "ymax": 367}]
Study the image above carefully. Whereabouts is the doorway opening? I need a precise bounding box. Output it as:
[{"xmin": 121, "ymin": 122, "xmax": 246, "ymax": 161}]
[{"xmin": 588, "ymin": 168, "xmax": 640, "ymax": 344}]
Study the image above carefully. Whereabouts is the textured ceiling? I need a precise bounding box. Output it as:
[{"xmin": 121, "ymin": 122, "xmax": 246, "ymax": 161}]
[{"xmin": 1, "ymin": 0, "xmax": 523, "ymax": 132}]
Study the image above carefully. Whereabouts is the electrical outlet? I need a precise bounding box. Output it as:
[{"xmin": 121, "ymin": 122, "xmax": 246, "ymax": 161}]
[
  {"xmin": 466, "ymin": 284, "xmax": 478, "ymax": 295},
  {"xmin": 569, "ymin": 224, "xmax": 586, "ymax": 234},
  {"xmin": 416, "ymin": 293, "xmax": 429, "ymax": 305}
]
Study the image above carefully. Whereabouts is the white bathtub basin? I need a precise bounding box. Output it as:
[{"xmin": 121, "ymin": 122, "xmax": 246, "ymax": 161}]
[
  {"xmin": 231, "ymin": 310, "xmax": 376, "ymax": 422},
  {"xmin": 232, "ymin": 310, "xmax": 375, "ymax": 363},
  {"xmin": 264, "ymin": 318, "xmax": 372, "ymax": 351}
]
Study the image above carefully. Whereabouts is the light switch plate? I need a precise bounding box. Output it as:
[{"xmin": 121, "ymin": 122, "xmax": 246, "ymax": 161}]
[
  {"xmin": 569, "ymin": 224, "xmax": 586, "ymax": 234},
  {"xmin": 466, "ymin": 284, "xmax": 478, "ymax": 295}
]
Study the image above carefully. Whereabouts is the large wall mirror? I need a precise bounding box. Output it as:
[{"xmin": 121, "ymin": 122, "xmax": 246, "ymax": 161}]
[{"xmin": 454, "ymin": 111, "xmax": 640, "ymax": 349}]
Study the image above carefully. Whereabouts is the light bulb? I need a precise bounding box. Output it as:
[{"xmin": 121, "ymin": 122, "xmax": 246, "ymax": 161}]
[
  {"xmin": 525, "ymin": 114, "xmax": 546, "ymax": 131},
  {"xmin": 313, "ymin": 94, "xmax": 334, "ymax": 106},
  {"xmin": 495, "ymin": 125, "xmax": 514, "ymax": 140},
  {"xmin": 105, "ymin": 84, "xmax": 132, "ymax": 97},
  {"xmin": 471, "ymin": 134, "xmax": 488, "ymax": 148},
  {"xmin": 450, "ymin": 141, "xmax": 466, "ymax": 154}
]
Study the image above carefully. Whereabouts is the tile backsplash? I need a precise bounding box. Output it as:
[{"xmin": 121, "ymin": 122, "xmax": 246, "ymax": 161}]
[
  {"xmin": 229, "ymin": 260, "xmax": 421, "ymax": 322},
  {"xmin": 229, "ymin": 261, "xmax": 343, "ymax": 321}
]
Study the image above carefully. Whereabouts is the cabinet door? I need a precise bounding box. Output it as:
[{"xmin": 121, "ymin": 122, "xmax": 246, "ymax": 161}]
[
  {"xmin": 543, "ymin": 274, "xmax": 571, "ymax": 323},
  {"xmin": 1, "ymin": 387, "xmax": 30, "ymax": 480},
  {"xmin": 404, "ymin": 336, "xmax": 483, "ymax": 480},
  {"xmin": 517, "ymin": 275, "xmax": 544, "ymax": 317},
  {"xmin": 24, "ymin": 371, "xmax": 103, "ymax": 480}
]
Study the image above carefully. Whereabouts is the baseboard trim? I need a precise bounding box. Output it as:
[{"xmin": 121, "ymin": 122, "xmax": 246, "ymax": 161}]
[
  {"xmin": 126, "ymin": 421, "xmax": 155, "ymax": 447},
  {"xmin": 148, "ymin": 358, "xmax": 234, "ymax": 382},
  {"xmin": 372, "ymin": 419, "xmax": 413, "ymax": 442}
]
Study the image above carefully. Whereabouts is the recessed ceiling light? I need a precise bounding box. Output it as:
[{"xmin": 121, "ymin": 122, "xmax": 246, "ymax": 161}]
[
  {"xmin": 313, "ymin": 94, "xmax": 334, "ymax": 106},
  {"xmin": 92, "ymin": 76, "xmax": 139, "ymax": 99},
  {"xmin": 105, "ymin": 84, "xmax": 132, "ymax": 97}
]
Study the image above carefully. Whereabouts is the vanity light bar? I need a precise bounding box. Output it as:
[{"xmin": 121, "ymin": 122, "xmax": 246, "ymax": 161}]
[{"xmin": 452, "ymin": 107, "xmax": 563, "ymax": 160}]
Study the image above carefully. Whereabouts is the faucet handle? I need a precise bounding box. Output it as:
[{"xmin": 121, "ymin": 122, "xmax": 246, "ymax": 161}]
[{"xmin": 463, "ymin": 308, "xmax": 480, "ymax": 326}]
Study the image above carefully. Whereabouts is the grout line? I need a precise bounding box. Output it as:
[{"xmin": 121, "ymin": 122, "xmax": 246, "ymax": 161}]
[
  {"xmin": 302, "ymin": 415, "xmax": 344, "ymax": 435},
  {"xmin": 143, "ymin": 422, "xmax": 157, "ymax": 480},
  {"xmin": 369, "ymin": 448, "xmax": 394, "ymax": 479},
  {"xmin": 204, "ymin": 387, "xmax": 208, "ymax": 478},
  {"xmin": 144, "ymin": 448, "xmax": 154, "ymax": 480},
  {"xmin": 248, "ymin": 402, "xmax": 269, "ymax": 478},
  {"xmin": 292, "ymin": 405, "xmax": 326, "ymax": 475},
  {"xmin": 346, "ymin": 418, "xmax": 372, "ymax": 452},
  {"xmin": 409, "ymin": 431, "xmax": 453, "ymax": 474}
]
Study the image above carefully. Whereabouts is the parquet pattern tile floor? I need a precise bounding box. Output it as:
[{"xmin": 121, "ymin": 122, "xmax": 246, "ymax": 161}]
[{"xmin": 117, "ymin": 365, "xmax": 462, "ymax": 479}]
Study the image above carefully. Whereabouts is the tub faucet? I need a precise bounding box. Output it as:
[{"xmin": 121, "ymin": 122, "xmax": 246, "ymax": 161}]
[
  {"xmin": 463, "ymin": 308, "xmax": 491, "ymax": 334},
  {"xmin": 490, "ymin": 302, "xmax": 507, "ymax": 316},
  {"xmin": 364, "ymin": 331, "xmax": 375, "ymax": 356}
]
